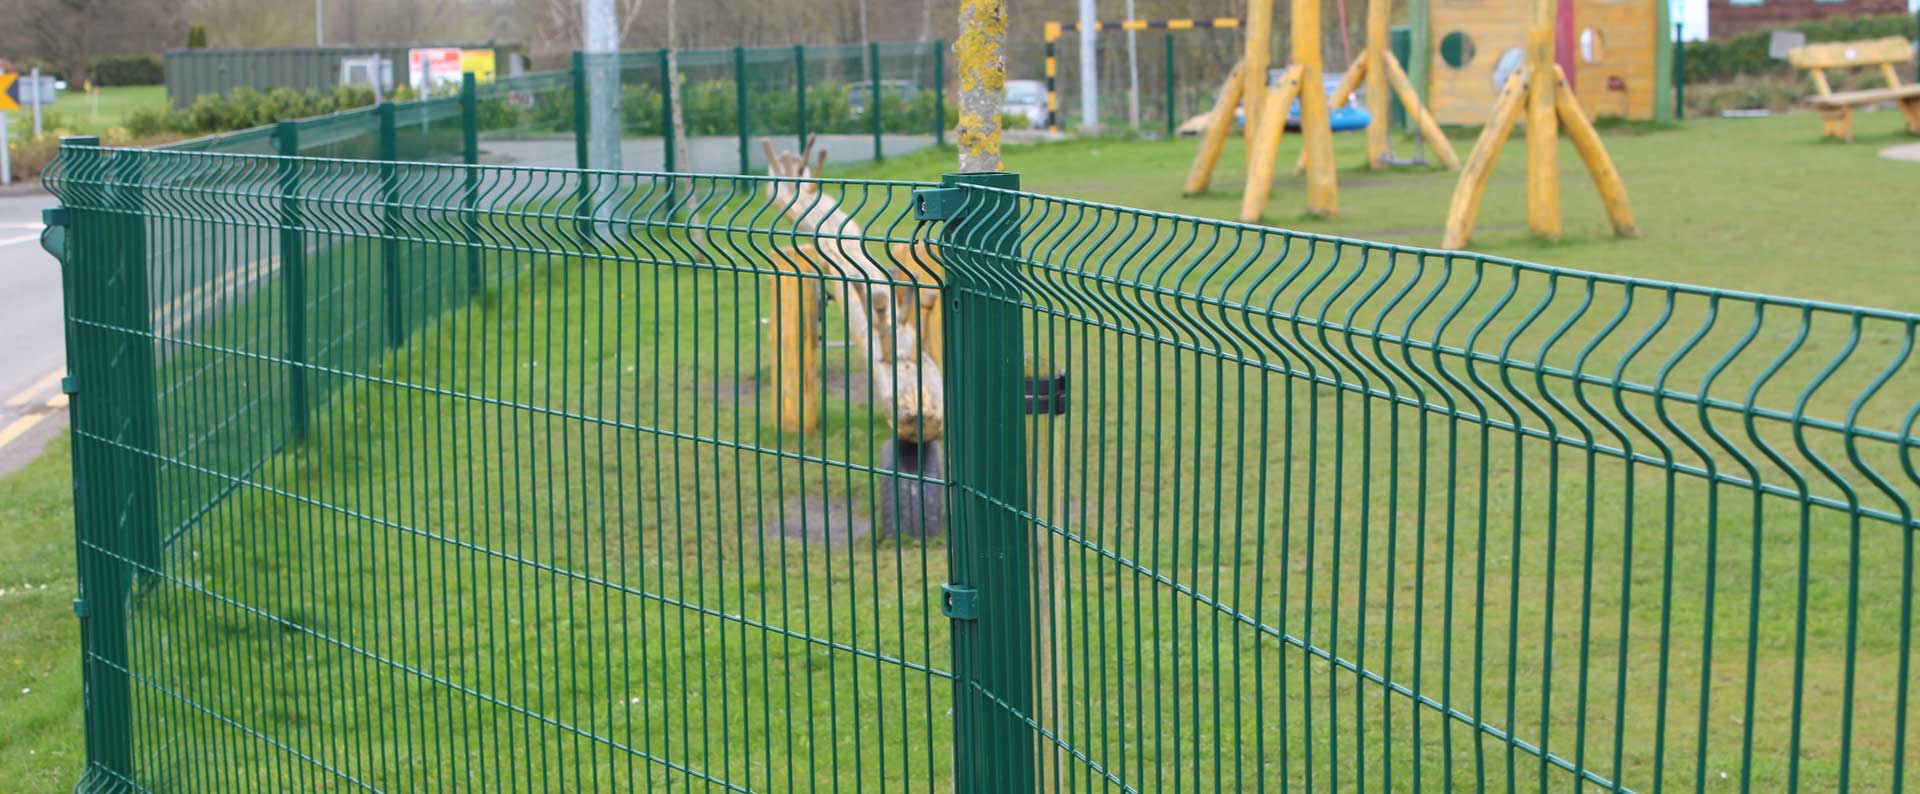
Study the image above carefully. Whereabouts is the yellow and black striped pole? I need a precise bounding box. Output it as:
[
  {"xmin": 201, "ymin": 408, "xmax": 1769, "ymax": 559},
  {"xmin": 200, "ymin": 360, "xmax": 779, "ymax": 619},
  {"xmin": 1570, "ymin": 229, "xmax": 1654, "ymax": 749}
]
[{"xmin": 1042, "ymin": 17, "xmax": 1240, "ymax": 133}]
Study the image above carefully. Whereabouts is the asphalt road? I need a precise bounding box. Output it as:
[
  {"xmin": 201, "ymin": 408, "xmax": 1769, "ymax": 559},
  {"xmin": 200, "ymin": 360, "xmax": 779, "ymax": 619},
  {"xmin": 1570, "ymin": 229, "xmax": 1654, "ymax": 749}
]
[{"xmin": 0, "ymin": 185, "xmax": 66, "ymax": 475}]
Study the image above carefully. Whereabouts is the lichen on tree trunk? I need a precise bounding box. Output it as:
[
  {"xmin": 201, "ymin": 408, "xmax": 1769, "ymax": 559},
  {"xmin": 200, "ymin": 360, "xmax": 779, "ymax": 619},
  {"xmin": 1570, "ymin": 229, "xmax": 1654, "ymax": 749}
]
[{"xmin": 955, "ymin": 0, "xmax": 1007, "ymax": 173}]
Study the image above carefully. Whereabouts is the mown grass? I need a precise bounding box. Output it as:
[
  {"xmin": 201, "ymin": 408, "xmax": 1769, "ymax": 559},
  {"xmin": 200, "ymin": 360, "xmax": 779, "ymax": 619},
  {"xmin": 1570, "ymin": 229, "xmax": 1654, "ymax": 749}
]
[
  {"xmin": 8, "ymin": 108, "xmax": 1918, "ymax": 791},
  {"xmin": 0, "ymin": 435, "xmax": 87, "ymax": 792}
]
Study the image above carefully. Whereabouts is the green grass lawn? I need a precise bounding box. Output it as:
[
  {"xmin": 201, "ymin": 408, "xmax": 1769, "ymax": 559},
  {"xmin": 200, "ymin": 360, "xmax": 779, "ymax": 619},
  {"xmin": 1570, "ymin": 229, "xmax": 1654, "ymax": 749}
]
[
  {"xmin": 847, "ymin": 108, "xmax": 1920, "ymax": 311},
  {"xmin": 6, "ymin": 85, "xmax": 167, "ymax": 139},
  {"xmin": 6, "ymin": 108, "xmax": 1918, "ymax": 791},
  {"xmin": 0, "ymin": 436, "xmax": 87, "ymax": 792}
]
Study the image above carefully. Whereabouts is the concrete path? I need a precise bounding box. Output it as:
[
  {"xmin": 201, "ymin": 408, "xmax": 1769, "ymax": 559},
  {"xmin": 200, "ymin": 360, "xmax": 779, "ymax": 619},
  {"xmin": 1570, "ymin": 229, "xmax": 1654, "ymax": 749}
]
[
  {"xmin": 0, "ymin": 186, "xmax": 66, "ymax": 475},
  {"xmin": 1880, "ymin": 142, "xmax": 1920, "ymax": 162}
]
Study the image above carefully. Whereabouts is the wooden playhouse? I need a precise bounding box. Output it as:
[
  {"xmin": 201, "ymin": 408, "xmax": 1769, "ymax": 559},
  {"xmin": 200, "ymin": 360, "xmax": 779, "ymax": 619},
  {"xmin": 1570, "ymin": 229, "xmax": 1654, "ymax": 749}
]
[{"xmin": 1419, "ymin": 0, "xmax": 1675, "ymax": 124}]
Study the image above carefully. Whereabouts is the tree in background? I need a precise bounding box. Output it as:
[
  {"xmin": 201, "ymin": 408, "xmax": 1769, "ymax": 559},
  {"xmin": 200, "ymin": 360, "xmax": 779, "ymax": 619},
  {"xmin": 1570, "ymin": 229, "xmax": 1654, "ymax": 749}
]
[
  {"xmin": 187, "ymin": 23, "xmax": 209, "ymax": 49},
  {"xmin": 0, "ymin": 0, "xmax": 183, "ymax": 84}
]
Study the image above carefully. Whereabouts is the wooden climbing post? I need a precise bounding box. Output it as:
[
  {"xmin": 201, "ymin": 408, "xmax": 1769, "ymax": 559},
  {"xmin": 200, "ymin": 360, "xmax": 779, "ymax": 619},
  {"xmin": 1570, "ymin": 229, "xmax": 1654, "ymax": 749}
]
[{"xmin": 1441, "ymin": 0, "xmax": 1636, "ymax": 250}]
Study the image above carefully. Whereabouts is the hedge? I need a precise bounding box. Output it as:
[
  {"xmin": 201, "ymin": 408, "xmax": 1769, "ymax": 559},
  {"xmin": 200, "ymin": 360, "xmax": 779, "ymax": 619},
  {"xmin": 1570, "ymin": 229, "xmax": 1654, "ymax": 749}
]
[
  {"xmin": 93, "ymin": 54, "xmax": 165, "ymax": 86},
  {"xmin": 1683, "ymin": 13, "xmax": 1917, "ymax": 84}
]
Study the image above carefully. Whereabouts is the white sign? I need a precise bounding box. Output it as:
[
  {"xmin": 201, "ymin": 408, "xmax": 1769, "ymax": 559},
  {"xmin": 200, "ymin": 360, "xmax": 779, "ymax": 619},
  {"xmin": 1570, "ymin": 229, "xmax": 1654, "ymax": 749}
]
[
  {"xmin": 407, "ymin": 48, "xmax": 463, "ymax": 91},
  {"xmin": 19, "ymin": 76, "xmax": 55, "ymax": 105}
]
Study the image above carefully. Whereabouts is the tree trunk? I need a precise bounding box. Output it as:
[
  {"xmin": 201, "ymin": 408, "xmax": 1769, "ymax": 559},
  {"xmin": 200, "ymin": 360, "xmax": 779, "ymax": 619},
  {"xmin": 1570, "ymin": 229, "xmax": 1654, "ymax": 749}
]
[
  {"xmin": 667, "ymin": 0, "xmax": 690, "ymax": 173},
  {"xmin": 955, "ymin": 0, "xmax": 1006, "ymax": 172}
]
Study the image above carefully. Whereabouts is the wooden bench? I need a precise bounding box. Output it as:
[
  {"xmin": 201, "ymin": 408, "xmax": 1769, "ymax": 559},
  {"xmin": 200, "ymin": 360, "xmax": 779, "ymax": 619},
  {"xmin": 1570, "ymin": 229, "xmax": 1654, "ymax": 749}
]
[{"xmin": 1787, "ymin": 36, "xmax": 1920, "ymax": 142}]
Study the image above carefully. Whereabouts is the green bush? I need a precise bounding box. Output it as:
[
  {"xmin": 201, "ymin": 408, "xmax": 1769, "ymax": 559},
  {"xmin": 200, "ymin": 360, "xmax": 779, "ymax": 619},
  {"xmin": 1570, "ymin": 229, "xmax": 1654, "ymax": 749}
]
[
  {"xmin": 186, "ymin": 23, "xmax": 208, "ymax": 49},
  {"xmin": 1682, "ymin": 13, "xmax": 1917, "ymax": 84},
  {"xmin": 159, "ymin": 85, "xmax": 380, "ymax": 136},
  {"xmin": 92, "ymin": 55, "xmax": 164, "ymax": 87}
]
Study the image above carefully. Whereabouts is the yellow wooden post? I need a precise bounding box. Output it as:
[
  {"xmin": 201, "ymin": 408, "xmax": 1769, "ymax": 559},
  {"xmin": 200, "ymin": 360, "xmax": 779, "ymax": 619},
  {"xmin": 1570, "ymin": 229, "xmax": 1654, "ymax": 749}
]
[
  {"xmin": 1183, "ymin": 61, "xmax": 1246, "ymax": 195},
  {"xmin": 1239, "ymin": 66, "xmax": 1304, "ymax": 222},
  {"xmin": 1384, "ymin": 52, "xmax": 1461, "ymax": 169},
  {"xmin": 1525, "ymin": 0, "xmax": 1561, "ymax": 239},
  {"xmin": 1294, "ymin": 0, "xmax": 1338, "ymax": 216},
  {"xmin": 768, "ymin": 250, "xmax": 822, "ymax": 435},
  {"xmin": 890, "ymin": 241, "xmax": 946, "ymax": 369},
  {"xmin": 1552, "ymin": 65, "xmax": 1637, "ymax": 237},
  {"xmin": 1364, "ymin": 0, "xmax": 1391, "ymax": 169},
  {"xmin": 1442, "ymin": 65, "xmax": 1530, "ymax": 249},
  {"xmin": 1242, "ymin": 0, "xmax": 1274, "ymax": 140}
]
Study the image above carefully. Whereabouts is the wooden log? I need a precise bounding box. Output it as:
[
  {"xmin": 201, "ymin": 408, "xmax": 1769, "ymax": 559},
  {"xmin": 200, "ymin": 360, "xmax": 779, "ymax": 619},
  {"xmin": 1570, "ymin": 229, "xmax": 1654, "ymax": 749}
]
[
  {"xmin": 1240, "ymin": 66, "xmax": 1304, "ymax": 223},
  {"xmin": 1442, "ymin": 64, "xmax": 1531, "ymax": 249},
  {"xmin": 762, "ymin": 140, "xmax": 947, "ymax": 442},
  {"xmin": 1183, "ymin": 61, "xmax": 1246, "ymax": 195},
  {"xmin": 1525, "ymin": 0, "xmax": 1560, "ymax": 240},
  {"xmin": 1293, "ymin": 0, "xmax": 1338, "ymax": 216},
  {"xmin": 1384, "ymin": 52, "xmax": 1461, "ymax": 169},
  {"xmin": 1553, "ymin": 64, "xmax": 1638, "ymax": 238},
  {"xmin": 889, "ymin": 241, "xmax": 945, "ymax": 369},
  {"xmin": 1299, "ymin": 60, "xmax": 1364, "ymax": 174},
  {"xmin": 1364, "ymin": 0, "xmax": 1391, "ymax": 170},
  {"xmin": 765, "ymin": 248, "xmax": 823, "ymax": 435},
  {"xmin": 1243, "ymin": 0, "xmax": 1275, "ymax": 140}
]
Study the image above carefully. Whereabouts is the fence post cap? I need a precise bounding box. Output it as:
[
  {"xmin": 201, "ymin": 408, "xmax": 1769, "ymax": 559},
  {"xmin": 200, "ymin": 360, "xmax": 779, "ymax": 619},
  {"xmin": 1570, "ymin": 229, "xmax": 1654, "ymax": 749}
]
[{"xmin": 941, "ymin": 171, "xmax": 1019, "ymax": 189}]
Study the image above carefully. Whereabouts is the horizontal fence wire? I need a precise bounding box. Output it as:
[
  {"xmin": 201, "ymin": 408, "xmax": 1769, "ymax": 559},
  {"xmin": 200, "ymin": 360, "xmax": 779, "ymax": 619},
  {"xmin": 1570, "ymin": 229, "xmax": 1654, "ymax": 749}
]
[{"xmin": 45, "ymin": 144, "xmax": 1919, "ymax": 792}]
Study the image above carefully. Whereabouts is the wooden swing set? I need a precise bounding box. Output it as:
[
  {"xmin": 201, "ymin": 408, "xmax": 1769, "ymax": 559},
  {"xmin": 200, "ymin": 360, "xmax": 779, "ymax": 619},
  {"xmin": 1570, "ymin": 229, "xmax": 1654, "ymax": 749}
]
[
  {"xmin": 1183, "ymin": 0, "xmax": 1637, "ymax": 249},
  {"xmin": 1183, "ymin": 0, "xmax": 1459, "ymax": 223}
]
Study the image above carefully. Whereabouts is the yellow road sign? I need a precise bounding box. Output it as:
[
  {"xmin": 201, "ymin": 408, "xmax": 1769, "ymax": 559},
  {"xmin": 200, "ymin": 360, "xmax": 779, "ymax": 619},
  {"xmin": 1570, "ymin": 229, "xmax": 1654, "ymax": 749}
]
[{"xmin": 0, "ymin": 74, "xmax": 17, "ymax": 112}]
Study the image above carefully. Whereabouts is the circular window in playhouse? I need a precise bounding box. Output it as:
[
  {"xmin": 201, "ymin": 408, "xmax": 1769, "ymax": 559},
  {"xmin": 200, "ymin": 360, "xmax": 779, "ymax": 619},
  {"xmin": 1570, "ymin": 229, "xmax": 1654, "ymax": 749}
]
[
  {"xmin": 1491, "ymin": 47, "xmax": 1526, "ymax": 91},
  {"xmin": 1440, "ymin": 32, "xmax": 1477, "ymax": 68},
  {"xmin": 1580, "ymin": 28, "xmax": 1607, "ymax": 62}
]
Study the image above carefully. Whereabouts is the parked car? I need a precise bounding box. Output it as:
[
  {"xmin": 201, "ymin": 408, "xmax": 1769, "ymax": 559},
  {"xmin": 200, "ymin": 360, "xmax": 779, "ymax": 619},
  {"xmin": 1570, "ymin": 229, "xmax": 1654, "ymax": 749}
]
[
  {"xmin": 1005, "ymin": 79, "xmax": 1048, "ymax": 128},
  {"xmin": 848, "ymin": 80, "xmax": 922, "ymax": 116}
]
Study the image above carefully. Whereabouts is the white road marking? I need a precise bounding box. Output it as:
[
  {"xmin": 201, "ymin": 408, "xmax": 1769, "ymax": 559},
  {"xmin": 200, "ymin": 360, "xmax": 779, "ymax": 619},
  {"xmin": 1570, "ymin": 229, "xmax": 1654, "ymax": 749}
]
[{"xmin": 0, "ymin": 231, "xmax": 45, "ymax": 248}]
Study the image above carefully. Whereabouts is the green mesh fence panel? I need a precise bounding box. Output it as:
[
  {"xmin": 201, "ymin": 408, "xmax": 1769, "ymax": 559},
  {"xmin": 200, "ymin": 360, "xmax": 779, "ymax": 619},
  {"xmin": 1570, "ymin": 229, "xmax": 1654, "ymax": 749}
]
[
  {"xmin": 475, "ymin": 70, "xmax": 577, "ymax": 169},
  {"xmin": 391, "ymin": 96, "xmax": 466, "ymax": 163},
  {"xmin": 48, "ymin": 82, "xmax": 1919, "ymax": 794},
  {"xmin": 293, "ymin": 107, "xmax": 384, "ymax": 161}
]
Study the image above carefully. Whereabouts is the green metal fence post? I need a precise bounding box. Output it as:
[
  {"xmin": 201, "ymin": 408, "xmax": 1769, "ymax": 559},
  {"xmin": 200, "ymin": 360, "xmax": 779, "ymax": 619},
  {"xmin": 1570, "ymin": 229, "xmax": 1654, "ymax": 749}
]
[
  {"xmin": 275, "ymin": 120, "xmax": 308, "ymax": 441},
  {"xmin": 870, "ymin": 41, "xmax": 884, "ymax": 161},
  {"xmin": 570, "ymin": 51, "xmax": 594, "ymax": 243},
  {"xmin": 462, "ymin": 71, "xmax": 482, "ymax": 295},
  {"xmin": 1673, "ymin": 24, "xmax": 1685, "ymax": 120},
  {"xmin": 60, "ymin": 135, "xmax": 135, "ymax": 788},
  {"xmin": 114, "ymin": 148, "xmax": 160, "ymax": 591},
  {"xmin": 1165, "ymin": 33, "xmax": 1177, "ymax": 137},
  {"xmin": 571, "ymin": 51, "xmax": 589, "ymax": 170},
  {"xmin": 660, "ymin": 48, "xmax": 676, "ymax": 173},
  {"xmin": 934, "ymin": 169, "xmax": 1035, "ymax": 792},
  {"xmin": 934, "ymin": 41, "xmax": 946, "ymax": 146},
  {"xmin": 735, "ymin": 46, "xmax": 750, "ymax": 174},
  {"xmin": 377, "ymin": 103, "xmax": 404, "ymax": 347},
  {"xmin": 795, "ymin": 44, "xmax": 808, "ymax": 154}
]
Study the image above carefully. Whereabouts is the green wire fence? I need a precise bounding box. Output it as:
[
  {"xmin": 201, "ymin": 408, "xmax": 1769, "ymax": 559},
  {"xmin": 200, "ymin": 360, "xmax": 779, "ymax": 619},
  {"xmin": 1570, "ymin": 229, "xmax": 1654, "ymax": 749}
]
[
  {"xmin": 163, "ymin": 40, "xmax": 948, "ymax": 174},
  {"xmin": 42, "ymin": 136, "xmax": 1918, "ymax": 793}
]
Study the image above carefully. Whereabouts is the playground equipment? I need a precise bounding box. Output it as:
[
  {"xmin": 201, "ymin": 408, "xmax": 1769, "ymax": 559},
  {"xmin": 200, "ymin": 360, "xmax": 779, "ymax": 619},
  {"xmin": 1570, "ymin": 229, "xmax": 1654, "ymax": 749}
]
[
  {"xmin": 1319, "ymin": 0, "xmax": 1460, "ymax": 171},
  {"xmin": 1788, "ymin": 36, "xmax": 1920, "ymax": 142},
  {"xmin": 1421, "ymin": 0, "xmax": 1673, "ymax": 125},
  {"xmin": 1440, "ymin": 0, "xmax": 1636, "ymax": 249},
  {"xmin": 1041, "ymin": 16, "xmax": 1242, "ymax": 133},
  {"xmin": 1182, "ymin": 0, "xmax": 1339, "ymax": 220},
  {"xmin": 1186, "ymin": 0, "xmax": 1457, "ymax": 223},
  {"xmin": 760, "ymin": 137, "xmax": 947, "ymax": 444}
]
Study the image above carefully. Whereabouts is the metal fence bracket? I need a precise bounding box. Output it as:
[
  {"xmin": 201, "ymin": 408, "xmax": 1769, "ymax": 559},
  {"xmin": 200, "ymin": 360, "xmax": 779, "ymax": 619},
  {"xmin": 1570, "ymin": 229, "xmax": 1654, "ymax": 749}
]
[
  {"xmin": 913, "ymin": 187, "xmax": 965, "ymax": 221},
  {"xmin": 940, "ymin": 583, "xmax": 978, "ymax": 621}
]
